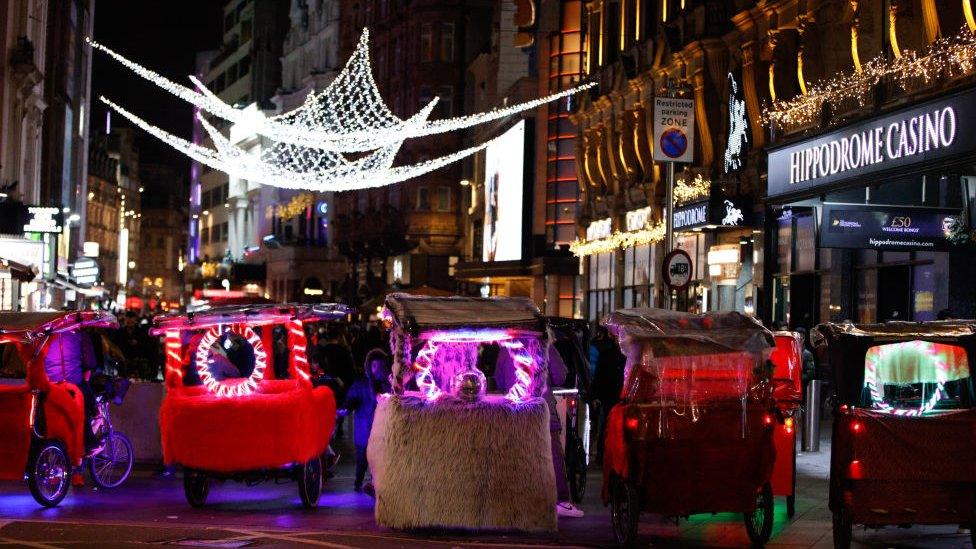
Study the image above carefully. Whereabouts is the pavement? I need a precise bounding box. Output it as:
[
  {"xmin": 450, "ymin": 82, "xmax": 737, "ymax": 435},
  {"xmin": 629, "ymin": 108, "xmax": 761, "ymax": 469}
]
[{"xmin": 0, "ymin": 421, "xmax": 972, "ymax": 548}]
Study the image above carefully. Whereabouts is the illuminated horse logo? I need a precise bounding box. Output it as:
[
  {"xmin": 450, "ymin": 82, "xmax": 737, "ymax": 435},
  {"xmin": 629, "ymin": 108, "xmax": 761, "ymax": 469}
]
[{"xmin": 722, "ymin": 200, "xmax": 744, "ymax": 226}]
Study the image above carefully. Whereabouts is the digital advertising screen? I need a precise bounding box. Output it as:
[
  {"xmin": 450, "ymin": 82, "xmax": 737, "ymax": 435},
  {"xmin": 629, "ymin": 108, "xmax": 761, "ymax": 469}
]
[
  {"xmin": 483, "ymin": 120, "xmax": 525, "ymax": 262},
  {"xmin": 820, "ymin": 204, "xmax": 963, "ymax": 251}
]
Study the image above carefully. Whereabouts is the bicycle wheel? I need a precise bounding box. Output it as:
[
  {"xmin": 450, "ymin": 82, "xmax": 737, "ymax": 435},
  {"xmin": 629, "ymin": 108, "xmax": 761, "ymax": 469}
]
[
  {"xmin": 27, "ymin": 440, "xmax": 70, "ymax": 507},
  {"xmin": 744, "ymin": 482, "xmax": 774, "ymax": 546},
  {"xmin": 298, "ymin": 456, "xmax": 322, "ymax": 508},
  {"xmin": 89, "ymin": 432, "xmax": 134, "ymax": 488}
]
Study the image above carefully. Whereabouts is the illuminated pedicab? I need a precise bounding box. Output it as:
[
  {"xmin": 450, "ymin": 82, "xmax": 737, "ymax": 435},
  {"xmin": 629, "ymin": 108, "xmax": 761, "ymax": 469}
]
[
  {"xmin": 0, "ymin": 311, "xmax": 126, "ymax": 507},
  {"xmin": 368, "ymin": 294, "xmax": 558, "ymax": 531},
  {"xmin": 601, "ymin": 308, "xmax": 799, "ymax": 546},
  {"xmin": 152, "ymin": 303, "xmax": 349, "ymax": 508},
  {"xmin": 813, "ymin": 321, "xmax": 976, "ymax": 548}
]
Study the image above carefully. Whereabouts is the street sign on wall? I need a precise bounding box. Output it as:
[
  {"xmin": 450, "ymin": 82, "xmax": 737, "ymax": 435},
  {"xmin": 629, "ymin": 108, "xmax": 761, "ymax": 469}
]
[{"xmin": 653, "ymin": 97, "xmax": 696, "ymax": 163}]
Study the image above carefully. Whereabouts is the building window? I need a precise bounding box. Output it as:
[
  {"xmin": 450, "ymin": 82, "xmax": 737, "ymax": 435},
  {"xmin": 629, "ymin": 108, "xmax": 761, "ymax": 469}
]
[
  {"xmin": 226, "ymin": 63, "xmax": 238, "ymax": 85},
  {"xmin": 587, "ymin": 252, "xmax": 615, "ymax": 321},
  {"xmin": 213, "ymin": 73, "xmax": 226, "ymax": 93},
  {"xmin": 241, "ymin": 19, "xmax": 252, "ymax": 43},
  {"xmin": 434, "ymin": 187, "xmax": 451, "ymax": 212},
  {"xmin": 221, "ymin": 222, "xmax": 229, "ymax": 242},
  {"xmin": 440, "ymin": 22, "xmax": 455, "ymax": 61},
  {"xmin": 436, "ymin": 85, "xmax": 453, "ymax": 118},
  {"xmin": 416, "ymin": 186, "xmax": 429, "ymax": 211},
  {"xmin": 238, "ymin": 56, "xmax": 250, "ymax": 77},
  {"xmin": 201, "ymin": 226, "xmax": 210, "ymax": 244},
  {"xmin": 224, "ymin": 11, "xmax": 236, "ymax": 33},
  {"xmin": 420, "ymin": 23, "xmax": 434, "ymax": 62}
]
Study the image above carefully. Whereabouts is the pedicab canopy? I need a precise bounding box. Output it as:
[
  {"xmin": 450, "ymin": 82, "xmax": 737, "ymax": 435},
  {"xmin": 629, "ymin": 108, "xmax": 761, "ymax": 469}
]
[
  {"xmin": 151, "ymin": 303, "xmax": 350, "ymax": 397},
  {"xmin": 603, "ymin": 308, "xmax": 775, "ymax": 406},
  {"xmin": 0, "ymin": 311, "xmax": 118, "ymax": 388},
  {"xmin": 813, "ymin": 320, "xmax": 976, "ymax": 414},
  {"xmin": 381, "ymin": 293, "xmax": 547, "ymax": 402}
]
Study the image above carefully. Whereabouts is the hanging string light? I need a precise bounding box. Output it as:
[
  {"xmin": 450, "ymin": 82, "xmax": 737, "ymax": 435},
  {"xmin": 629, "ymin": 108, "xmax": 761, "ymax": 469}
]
[
  {"xmin": 100, "ymin": 96, "xmax": 497, "ymax": 192},
  {"xmin": 90, "ymin": 29, "xmax": 594, "ymax": 153},
  {"xmin": 766, "ymin": 26, "xmax": 976, "ymax": 128}
]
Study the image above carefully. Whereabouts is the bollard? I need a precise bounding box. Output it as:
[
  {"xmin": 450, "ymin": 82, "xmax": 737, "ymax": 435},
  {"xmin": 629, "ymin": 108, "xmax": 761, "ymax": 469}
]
[{"xmin": 802, "ymin": 379, "xmax": 822, "ymax": 452}]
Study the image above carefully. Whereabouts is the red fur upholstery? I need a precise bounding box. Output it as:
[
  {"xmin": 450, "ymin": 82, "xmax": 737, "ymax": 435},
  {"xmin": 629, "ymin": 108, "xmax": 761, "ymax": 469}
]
[
  {"xmin": 0, "ymin": 384, "xmax": 32, "ymax": 480},
  {"xmin": 43, "ymin": 382, "xmax": 86, "ymax": 467},
  {"xmin": 160, "ymin": 381, "xmax": 335, "ymax": 472}
]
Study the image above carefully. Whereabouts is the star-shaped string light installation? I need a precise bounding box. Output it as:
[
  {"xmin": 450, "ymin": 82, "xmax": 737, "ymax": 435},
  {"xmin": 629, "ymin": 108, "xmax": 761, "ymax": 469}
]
[{"xmin": 91, "ymin": 29, "xmax": 593, "ymax": 156}]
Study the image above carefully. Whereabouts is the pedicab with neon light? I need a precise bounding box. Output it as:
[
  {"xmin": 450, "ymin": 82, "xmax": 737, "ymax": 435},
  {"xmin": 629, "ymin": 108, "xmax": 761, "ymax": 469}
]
[
  {"xmin": 151, "ymin": 303, "xmax": 350, "ymax": 508},
  {"xmin": 812, "ymin": 321, "xmax": 976, "ymax": 548},
  {"xmin": 769, "ymin": 331, "xmax": 805, "ymax": 518},
  {"xmin": 601, "ymin": 308, "xmax": 799, "ymax": 546},
  {"xmin": 0, "ymin": 311, "xmax": 119, "ymax": 507},
  {"xmin": 368, "ymin": 294, "xmax": 559, "ymax": 532}
]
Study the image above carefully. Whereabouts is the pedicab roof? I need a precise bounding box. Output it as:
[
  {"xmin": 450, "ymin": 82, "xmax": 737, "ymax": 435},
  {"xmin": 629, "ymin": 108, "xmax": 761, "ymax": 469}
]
[
  {"xmin": 0, "ymin": 311, "xmax": 118, "ymax": 342},
  {"xmin": 383, "ymin": 293, "xmax": 544, "ymax": 335},
  {"xmin": 603, "ymin": 308, "xmax": 775, "ymax": 357},
  {"xmin": 151, "ymin": 303, "xmax": 351, "ymax": 334},
  {"xmin": 813, "ymin": 320, "xmax": 976, "ymax": 344}
]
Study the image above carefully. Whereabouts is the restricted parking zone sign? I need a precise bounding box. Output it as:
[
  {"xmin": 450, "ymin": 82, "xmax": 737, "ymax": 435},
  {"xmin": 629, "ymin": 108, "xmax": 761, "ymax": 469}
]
[{"xmin": 653, "ymin": 97, "xmax": 695, "ymax": 163}]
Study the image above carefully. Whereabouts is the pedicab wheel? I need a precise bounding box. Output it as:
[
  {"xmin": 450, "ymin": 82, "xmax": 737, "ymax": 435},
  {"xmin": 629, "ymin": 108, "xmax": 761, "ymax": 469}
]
[
  {"xmin": 568, "ymin": 437, "xmax": 587, "ymax": 503},
  {"xmin": 183, "ymin": 468, "xmax": 210, "ymax": 508},
  {"xmin": 744, "ymin": 482, "xmax": 774, "ymax": 546},
  {"xmin": 610, "ymin": 476, "xmax": 639, "ymax": 546},
  {"xmin": 298, "ymin": 456, "xmax": 322, "ymax": 509},
  {"xmin": 89, "ymin": 432, "xmax": 134, "ymax": 489},
  {"xmin": 27, "ymin": 441, "xmax": 70, "ymax": 507},
  {"xmin": 786, "ymin": 495, "xmax": 796, "ymax": 519},
  {"xmin": 831, "ymin": 506, "xmax": 853, "ymax": 549}
]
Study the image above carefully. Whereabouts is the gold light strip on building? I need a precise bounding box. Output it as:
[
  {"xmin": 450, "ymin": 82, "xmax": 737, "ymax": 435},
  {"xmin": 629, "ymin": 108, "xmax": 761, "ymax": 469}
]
[
  {"xmin": 965, "ymin": 0, "xmax": 976, "ymax": 32},
  {"xmin": 888, "ymin": 4, "xmax": 902, "ymax": 58},
  {"xmin": 635, "ymin": 0, "xmax": 641, "ymax": 41},
  {"xmin": 620, "ymin": 0, "xmax": 627, "ymax": 50},
  {"xmin": 921, "ymin": 0, "xmax": 940, "ymax": 43},
  {"xmin": 662, "ymin": 0, "xmax": 667, "ymax": 22},
  {"xmin": 768, "ymin": 63, "xmax": 777, "ymax": 101},
  {"xmin": 796, "ymin": 53, "xmax": 807, "ymax": 95}
]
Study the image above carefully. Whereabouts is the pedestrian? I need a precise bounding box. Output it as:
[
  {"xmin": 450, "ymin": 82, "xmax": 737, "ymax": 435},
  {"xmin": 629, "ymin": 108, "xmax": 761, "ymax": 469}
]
[
  {"xmin": 313, "ymin": 324, "xmax": 356, "ymax": 437},
  {"xmin": 546, "ymin": 344, "xmax": 584, "ymax": 518},
  {"xmin": 590, "ymin": 325, "xmax": 625, "ymax": 464},
  {"xmin": 343, "ymin": 348, "xmax": 391, "ymax": 494}
]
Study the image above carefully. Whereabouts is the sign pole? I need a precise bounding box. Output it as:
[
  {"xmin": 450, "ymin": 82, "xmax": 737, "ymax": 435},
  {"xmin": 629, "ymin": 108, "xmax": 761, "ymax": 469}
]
[
  {"xmin": 663, "ymin": 78, "xmax": 677, "ymax": 311},
  {"xmin": 653, "ymin": 78, "xmax": 695, "ymax": 312},
  {"xmin": 665, "ymin": 160, "xmax": 675, "ymax": 310}
]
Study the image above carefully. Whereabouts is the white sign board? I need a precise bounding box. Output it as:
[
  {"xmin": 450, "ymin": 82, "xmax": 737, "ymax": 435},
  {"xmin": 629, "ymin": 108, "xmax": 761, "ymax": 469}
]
[
  {"xmin": 23, "ymin": 206, "xmax": 63, "ymax": 234},
  {"xmin": 0, "ymin": 236, "xmax": 44, "ymax": 271},
  {"xmin": 72, "ymin": 257, "xmax": 100, "ymax": 286},
  {"xmin": 653, "ymin": 97, "xmax": 696, "ymax": 163}
]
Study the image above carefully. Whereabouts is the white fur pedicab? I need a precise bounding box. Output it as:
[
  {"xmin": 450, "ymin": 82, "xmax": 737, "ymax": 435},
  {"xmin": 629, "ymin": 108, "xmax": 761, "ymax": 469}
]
[{"xmin": 368, "ymin": 293, "xmax": 558, "ymax": 532}]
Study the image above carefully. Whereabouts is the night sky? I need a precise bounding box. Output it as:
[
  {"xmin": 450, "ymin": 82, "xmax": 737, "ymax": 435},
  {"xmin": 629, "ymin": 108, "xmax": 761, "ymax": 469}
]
[{"xmin": 91, "ymin": 0, "xmax": 225, "ymax": 175}]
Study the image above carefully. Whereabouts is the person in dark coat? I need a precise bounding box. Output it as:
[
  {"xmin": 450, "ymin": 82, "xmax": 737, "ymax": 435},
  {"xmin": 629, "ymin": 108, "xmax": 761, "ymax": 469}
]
[
  {"xmin": 343, "ymin": 348, "xmax": 391, "ymax": 492},
  {"xmin": 589, "ymin": 326, "xmax": 626, "ymax": 463}
]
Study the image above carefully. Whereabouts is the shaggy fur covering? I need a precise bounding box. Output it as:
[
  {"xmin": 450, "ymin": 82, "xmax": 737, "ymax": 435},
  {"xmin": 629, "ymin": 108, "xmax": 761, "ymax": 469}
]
[
  {"xmin": 160, "ymin": 381, "xmax": 335, "ymax": 472},
  {"xmin": 368, "ymin": 395, "xmax": 557, "ymax": 532},
  {"xmin": 0, "ymin": 384, "xmax": 32, "ymax": 480}
]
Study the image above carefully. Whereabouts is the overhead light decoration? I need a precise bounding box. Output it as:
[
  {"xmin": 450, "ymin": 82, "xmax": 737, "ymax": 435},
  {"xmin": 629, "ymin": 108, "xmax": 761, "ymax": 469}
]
[
  {"xmin": 766, "ymin": 26, "xmax": 976, "ymax": 128},
  {"xmin": 672, "ymin": 174, "xmax": 711, "ymax": 205},
  {"xmin": 91, "ymin": 29, "xmax": 593, "ymax": 192},
  {"xmin": 569, "ymin": 220, "xmax": 666, "ymax": 257}
]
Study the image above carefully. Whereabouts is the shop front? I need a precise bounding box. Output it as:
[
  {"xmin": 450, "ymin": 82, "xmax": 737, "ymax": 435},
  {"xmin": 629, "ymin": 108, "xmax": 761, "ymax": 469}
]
[
  {"xmin": 671, "ymin": 192, "xmax": 757, "ymax": 314},
  {"xmin": 764, "ymin": 86, "xmax": 976, "ymax": 329}
]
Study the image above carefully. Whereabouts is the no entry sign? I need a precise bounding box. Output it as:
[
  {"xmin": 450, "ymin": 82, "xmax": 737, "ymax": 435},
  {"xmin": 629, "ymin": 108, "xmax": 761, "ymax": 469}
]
[{"xmin": 653, "ymin": 97, "xmax": 695, "ymax": 163}]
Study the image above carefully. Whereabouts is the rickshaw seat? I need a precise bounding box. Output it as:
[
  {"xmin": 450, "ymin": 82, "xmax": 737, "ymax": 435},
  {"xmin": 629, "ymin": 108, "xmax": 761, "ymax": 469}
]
[
  {"xmin": 160, "ymin": 383, "xmax": 336, "ymax": 473},
  {"xmin": 0, "ymin": 383, "xmax": 32, "ymax": 480}
]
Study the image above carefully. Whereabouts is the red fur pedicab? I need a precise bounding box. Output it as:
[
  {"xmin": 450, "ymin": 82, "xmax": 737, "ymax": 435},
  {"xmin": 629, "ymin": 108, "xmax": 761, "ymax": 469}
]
[
  {"xmin": 0, "ymin": 311, "xmax": 118, "ymax": 507},
  {"xmin": 769, "ymin": 331, "xmax": 804, "ymax": 518},
  {"xmin": 152, "ymin": 303, "xmax": 349, "ymax": 508},
  {"xmin": 601, "ymin": 308, "xmax": 799, "ymax": 546},
  {"xmin": 813, "ymin": 321, "xmax": 976, "ymax": 548}
]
